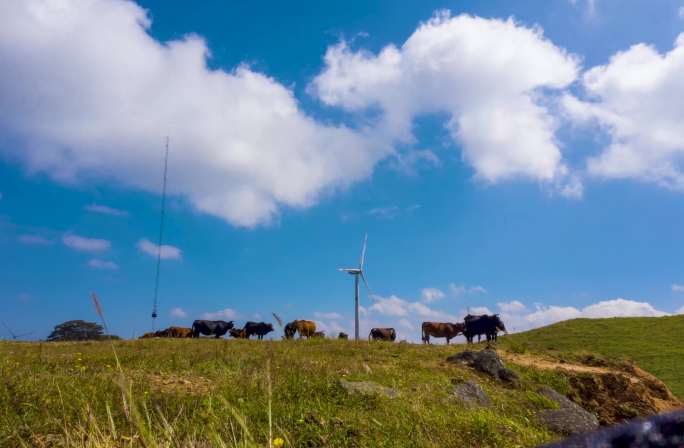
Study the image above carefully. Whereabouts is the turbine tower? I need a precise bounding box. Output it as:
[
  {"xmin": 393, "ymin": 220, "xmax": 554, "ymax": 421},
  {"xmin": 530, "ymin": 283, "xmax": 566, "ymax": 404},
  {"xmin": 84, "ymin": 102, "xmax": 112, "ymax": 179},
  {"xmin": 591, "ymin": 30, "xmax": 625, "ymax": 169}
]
[{"xmin": 339, "ymin": 233, "xmax": 371, "ymax": 340}]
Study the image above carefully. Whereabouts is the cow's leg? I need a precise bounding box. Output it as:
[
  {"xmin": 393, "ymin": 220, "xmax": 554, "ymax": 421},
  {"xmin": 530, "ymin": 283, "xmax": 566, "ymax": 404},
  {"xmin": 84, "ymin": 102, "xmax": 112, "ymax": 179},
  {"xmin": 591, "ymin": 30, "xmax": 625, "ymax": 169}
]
[{"xmin": 446, "ymin": 337, "xmax": 450, "ymax": 345}]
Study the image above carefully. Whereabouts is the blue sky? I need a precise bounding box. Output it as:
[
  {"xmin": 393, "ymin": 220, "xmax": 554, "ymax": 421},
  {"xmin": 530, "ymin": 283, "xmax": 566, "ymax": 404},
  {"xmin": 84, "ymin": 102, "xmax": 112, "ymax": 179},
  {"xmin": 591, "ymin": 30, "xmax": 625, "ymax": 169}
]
[{"xmin": 2, "ymin": 0, "xmax": 684, "ymax": 341}]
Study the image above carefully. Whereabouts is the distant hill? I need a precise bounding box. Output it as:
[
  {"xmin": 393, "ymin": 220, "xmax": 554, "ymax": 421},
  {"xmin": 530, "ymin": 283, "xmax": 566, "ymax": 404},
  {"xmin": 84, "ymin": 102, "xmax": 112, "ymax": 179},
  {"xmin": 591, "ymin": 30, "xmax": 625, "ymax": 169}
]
[{"xmin": 502, "ymin": 315, "xmax": 684, "ymax": 399}]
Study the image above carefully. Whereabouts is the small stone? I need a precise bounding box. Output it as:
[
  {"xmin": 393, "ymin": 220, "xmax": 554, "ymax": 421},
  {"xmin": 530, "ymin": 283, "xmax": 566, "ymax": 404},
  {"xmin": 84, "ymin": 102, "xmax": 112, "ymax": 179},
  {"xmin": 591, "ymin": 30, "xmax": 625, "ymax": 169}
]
[
  {"xmin": 535, "ymin": 387, "xmax": 599, "ymax": 436},
  {"xmin": 338, "ymin": 379, "xmax": 399, "ymax": 399},
  {"xmin": 451, "ymin": 381, "xmax": 492, "ymax": 408}
]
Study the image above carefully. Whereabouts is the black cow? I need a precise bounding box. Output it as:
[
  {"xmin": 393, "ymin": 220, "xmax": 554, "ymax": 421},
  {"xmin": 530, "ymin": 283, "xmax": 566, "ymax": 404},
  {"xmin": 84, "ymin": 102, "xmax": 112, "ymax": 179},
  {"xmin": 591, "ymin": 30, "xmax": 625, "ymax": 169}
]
[
  {"xmin": 191, "ymin": 320, "xmax": 234, "ymax": 338},
  {"xmin": 369, "ymin": 327, "xmax": 396, "ymax": 341},
  {"xmin": 338, "ymin": 332, "xmax": 349, "ymax": 340},
  {"xmin": 244, "ymin": 321, "xmax": 274, "ymax": 340},
  {"xmin": 463, "ymin": 314, "xmax": 507, "ymax": 343}
]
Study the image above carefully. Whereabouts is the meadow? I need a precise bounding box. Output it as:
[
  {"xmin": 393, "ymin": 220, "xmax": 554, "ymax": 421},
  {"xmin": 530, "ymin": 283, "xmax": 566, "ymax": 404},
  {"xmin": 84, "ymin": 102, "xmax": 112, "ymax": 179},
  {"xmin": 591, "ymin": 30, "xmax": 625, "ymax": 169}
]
[
  {"xmin": 1, "ymin": 338, "xmax": 565, "ymax": 448},
  {"xmin": 501, "ymin": 315, "xmax": 684, "ymax": 399},
  {"xmin": 2, "ymin": 315, "xmax": 683, "ymax": 447}
]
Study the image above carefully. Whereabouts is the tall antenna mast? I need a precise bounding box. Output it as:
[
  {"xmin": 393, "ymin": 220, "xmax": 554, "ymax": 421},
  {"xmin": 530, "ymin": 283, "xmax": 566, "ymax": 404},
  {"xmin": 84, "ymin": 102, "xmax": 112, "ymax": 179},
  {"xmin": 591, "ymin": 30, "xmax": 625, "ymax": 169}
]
[{"xmin": 151, "ymin": 137, "xmax": 169, "ymax": 330}]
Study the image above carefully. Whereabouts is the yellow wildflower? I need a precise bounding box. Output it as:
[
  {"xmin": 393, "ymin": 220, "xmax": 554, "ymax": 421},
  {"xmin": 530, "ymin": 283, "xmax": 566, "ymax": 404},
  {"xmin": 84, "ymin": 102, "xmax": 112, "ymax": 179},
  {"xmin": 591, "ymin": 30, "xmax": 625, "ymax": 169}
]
[{"xmin": 272, "ymin": 437, "xmax": 284, "ymax": 447}]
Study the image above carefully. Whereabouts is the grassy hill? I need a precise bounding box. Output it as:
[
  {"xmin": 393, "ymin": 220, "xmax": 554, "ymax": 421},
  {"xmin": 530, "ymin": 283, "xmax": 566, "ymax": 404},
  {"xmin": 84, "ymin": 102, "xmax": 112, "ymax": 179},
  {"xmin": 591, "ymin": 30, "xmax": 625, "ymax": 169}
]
[
  {"xmin": 0, "ymin": 338, "xmax": 579, "ymax": 448},
  {"xmin": 1, "ymin": 317, "xmax": 682, "ymax": 447},
  {"xmin": 501, "ymin": 315, "xmax": 684, "ymax": 399}
]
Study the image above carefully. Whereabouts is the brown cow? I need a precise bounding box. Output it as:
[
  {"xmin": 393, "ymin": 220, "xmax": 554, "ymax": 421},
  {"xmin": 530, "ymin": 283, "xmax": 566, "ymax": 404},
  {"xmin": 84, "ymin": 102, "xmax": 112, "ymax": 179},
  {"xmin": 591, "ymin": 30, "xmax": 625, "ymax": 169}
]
[
  {"xmin": 167, "ymin": 327, "xmax": 193, "ymax": 338},
  {"xmin": 139, "ymin": 332, "xmax": 156, "ymax": 339},
  {"xmin": 228, "ymin": 328, "xmax": 248, "ymax": 339},
  {"xmin": 421, "ymin": 322, "xmax": 465, "ymax": 344},
  {"xmin": 312, "ymin": 331, "xmax": 326, "ymax": 339},
  {"xmin": 369, "ymin": 327, "xmax": 396, "ymax": 341},
  {"xmin": 284, "ymin": 320, "xmax": 316, "ymax": 339}
]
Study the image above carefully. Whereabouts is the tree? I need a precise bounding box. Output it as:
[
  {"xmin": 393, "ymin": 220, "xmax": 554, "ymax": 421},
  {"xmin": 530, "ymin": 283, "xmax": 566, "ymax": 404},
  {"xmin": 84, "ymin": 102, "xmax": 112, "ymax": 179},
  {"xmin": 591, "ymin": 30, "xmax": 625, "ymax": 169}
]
[{"xmin": 47, "ymin": 320, "xmax": 118, "ymax": 341}]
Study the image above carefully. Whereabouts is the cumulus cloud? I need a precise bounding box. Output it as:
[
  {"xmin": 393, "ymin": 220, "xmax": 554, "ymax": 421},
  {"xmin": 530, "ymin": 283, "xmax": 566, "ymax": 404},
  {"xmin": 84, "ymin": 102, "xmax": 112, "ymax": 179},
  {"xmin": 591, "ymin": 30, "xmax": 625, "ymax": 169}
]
[
  {"xmin": 170, "ymin": 307, "xmax": 187, "ymax": 318},
  {"xmin": 63, "ymin": 234, "xmax": 111, "ymax": 252},
  {"xmin": 497, "ymin": 300, "xmax": 526, "ymax": 313},
  {"xmin": 85, "ymin": 204, "xmax": 129, "ymax": 217},
  {"xmin": 0, "ymin": 0, "xmax": 388, "ymax": 227},
  {"xmin": 313, "ymin": 311, "xmax": 343, "ymax": 320},
  {"xmin": 499, "ymin": 298, "xmax": 668, "ymax": 332},
  {"xmin": 370, "ymin": 294, "xmax": 458, "ymax": 320},
  {"xmin": 449, "ymin": 283, "xmax": 488, "ymax": 297},
  {"xmin": 311, "ymin": 12, "xmax": 579, "ymax": 190},
  {"xmin": 201, "ymin": 308, "xmax": 238, "ymax": 320},
  {"xmin": 677, "ymin": 305, "xmax": 684, "ymax": 315},
  {"xmin": 420, "ymin": 287, "xmax": 446, "ymax": 303},
  {"xmin": 581, "ymin": 298, "xmax": 667, "ymax": 318},
  {"xmin": 87, "ymin": 258, "xmax": 118, "ymax": 270},
  {"xmin": 137, "ymin": 239, "xmax": 182, "ymax": 260},
  {"xmin": 563, "ymin": 34, "xmax": 684, "ymax": 192},
  {"xmin": 18, "ymin": 234, "xmax": 52, "ymax": 245}
]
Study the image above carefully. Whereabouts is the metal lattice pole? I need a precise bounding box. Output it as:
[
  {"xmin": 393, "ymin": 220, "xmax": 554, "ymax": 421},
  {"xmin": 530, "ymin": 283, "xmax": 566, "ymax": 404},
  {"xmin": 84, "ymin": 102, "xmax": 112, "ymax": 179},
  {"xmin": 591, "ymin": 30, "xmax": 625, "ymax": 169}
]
[{"xmin": 151, "ymin": 137, "xmax": 169, "ymax": 330}]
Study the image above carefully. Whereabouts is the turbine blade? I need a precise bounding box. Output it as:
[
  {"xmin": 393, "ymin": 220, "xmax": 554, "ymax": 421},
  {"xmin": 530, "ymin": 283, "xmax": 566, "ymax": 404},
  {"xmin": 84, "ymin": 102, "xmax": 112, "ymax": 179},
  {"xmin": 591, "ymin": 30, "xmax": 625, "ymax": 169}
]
[
  {"xmin": 272, "ymin": 312, "xmax": 283, "ymax": 328},
  {"xmin": 360, "ymin": 271, "xmax": 372, "ymax": 296},
  {"xmin": 359, "ymin": 233, "xmax": 368, "ymax": 269}
]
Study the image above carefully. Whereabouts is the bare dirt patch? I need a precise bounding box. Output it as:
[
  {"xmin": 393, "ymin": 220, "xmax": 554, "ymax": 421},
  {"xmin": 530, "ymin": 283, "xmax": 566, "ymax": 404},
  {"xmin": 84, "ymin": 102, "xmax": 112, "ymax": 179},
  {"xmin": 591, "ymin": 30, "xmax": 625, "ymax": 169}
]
[{"xmin": 502, "ymin": 350, "xmax": 683, "ymax": 425}]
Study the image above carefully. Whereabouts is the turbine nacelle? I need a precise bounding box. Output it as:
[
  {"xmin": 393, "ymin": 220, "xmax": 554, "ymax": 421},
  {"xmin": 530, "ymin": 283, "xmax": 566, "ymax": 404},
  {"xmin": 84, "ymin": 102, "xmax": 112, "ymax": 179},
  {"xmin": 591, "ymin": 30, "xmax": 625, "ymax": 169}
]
[{"xmin": 339, "ymin": 268, "xmax": 362, "ymax": 275}]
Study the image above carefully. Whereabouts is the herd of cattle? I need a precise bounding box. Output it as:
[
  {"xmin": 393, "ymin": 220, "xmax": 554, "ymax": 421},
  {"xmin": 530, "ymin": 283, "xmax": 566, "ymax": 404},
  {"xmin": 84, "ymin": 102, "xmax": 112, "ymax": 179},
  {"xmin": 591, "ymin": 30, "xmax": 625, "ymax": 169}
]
[{"xmin": 141, "ymin": 314, "xmax": 507, "ymax": 344}]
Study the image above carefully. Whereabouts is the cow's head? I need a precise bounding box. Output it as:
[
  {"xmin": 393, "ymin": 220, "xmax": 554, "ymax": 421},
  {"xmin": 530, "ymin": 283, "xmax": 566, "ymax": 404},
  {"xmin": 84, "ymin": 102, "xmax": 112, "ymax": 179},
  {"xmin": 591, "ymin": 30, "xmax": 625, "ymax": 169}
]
[
  {"xmin": 493, "ymin": 314, "xmax": 507, "ymax": 334},
  {"xmin": 284, "ymin": 322, "xmax": 296, "ymax": 339}
]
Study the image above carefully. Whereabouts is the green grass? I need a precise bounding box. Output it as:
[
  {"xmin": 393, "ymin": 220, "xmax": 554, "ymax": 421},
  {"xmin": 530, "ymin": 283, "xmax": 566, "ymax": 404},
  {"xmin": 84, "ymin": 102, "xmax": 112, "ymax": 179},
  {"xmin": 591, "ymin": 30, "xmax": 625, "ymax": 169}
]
[
  {"xmin": 0, "ymin": 339, "xmax": 560, "ymax": 447},
  {"xmin": 501, "ymin": 315, "xmax": 684, "ymax": 399}
]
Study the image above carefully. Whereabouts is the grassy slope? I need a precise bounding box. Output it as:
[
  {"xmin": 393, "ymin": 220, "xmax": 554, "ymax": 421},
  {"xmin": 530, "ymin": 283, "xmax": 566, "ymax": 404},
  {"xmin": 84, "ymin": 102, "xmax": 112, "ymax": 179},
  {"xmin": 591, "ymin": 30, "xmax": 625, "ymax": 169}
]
[
  {"xmin": 501, "ymin": 315, "xmax": 684, "ymax": 399},
  {"xmin": 0, "ymin": 339, "xmax": 565, "ymax": 448}
]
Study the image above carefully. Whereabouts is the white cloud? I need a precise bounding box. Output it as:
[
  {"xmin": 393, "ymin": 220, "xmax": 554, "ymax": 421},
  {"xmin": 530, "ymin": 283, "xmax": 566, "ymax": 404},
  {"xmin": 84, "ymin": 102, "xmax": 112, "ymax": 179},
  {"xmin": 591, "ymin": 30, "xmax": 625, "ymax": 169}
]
[
  {"xmin": 369, "ymin": 294, "xmax": 458, "ymax": 321},
  {"xmin": 449, "ymin": 283, "xmax": 488, "ymax": 297},
  {"xmin": 137, "ymin": 239, "xmax": 182, "ymax": 260},
  {"xmin": 420, "ymin": 287, "xmax": 446, "ymax": 303},
  {"xmin": 367, "ymin": 206, "xmax": 401, "ymax": 219},
  {"xmin": 170, "ymin": 307, "xmax": 187, "ymax": 318},
  {"xmin": 369, "ymin": 295, "xmax": 409, "ymax": 317},
  {"xmin": 314, "ymin": 311, "xmax": 343, "ymax": 320},
  {"xmin": 201, "ymin": 308, "xmax": 238, "ymax": 320},
  {"xmin": 672, "ymin": 284, "xmax": 684, "ymax": 293},
  {"xmin": 563, "ymin": 34, "xmax": 684, "ymax": 192},
  {"xmin": 497, "ymin": 300, "xmax": 526, "ymax": 313},
  {"xmin": 87, "ymin": 258, "xmax": 118, "ymax": 270},
  {"xmin": 581, "ymin": 298, "xmax": 667, "ymax": 318},
  {"xmin": 467, "ymin": 306, "xmax": 493, "ymax": 315},
  {"xmin": 500, "ymin": 298, "xmax": 669, "ymax": 333},
  {"xmin": 18, "ymin": 234, "xmax": 52, "ymax": 245},
  {"xmin": 311, "ymin": 12, "xmax": 579, "ymax": 190},
  {"xmin": 0, "ymin": 0, "xmax": 388, "ymax": 228},
  {"xmin": 85, "ymin": 204, "xmax": 129, "ymax": 217},
  {"xmin": 63, "ymin": 234, "xmax": 110, "ymax": 252},
  {"xmin": 677, "ymin": 305, "xmax": 684, "ymax": 315},
  {"xmin": 679, "ymin": 6, "xmax": 684, "ymax": 19}
]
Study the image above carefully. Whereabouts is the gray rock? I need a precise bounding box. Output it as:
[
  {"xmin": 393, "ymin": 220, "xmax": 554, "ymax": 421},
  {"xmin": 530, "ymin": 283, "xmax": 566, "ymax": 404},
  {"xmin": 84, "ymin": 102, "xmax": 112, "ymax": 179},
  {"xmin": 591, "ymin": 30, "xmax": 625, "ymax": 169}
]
[
  {"xmin": 338, "ymin": 379, "xmax": 399, "ymax": 399},
  {"xmin": 446, "ymin": 348, "xmax": 520, "ymax": 384},
  {"xmin": 536, "ymin": 387, "xmax": 599, "ymax": 436},
  {"xmin": 451, "ymin": 380, "xmax": 492, "ymax": 408}
]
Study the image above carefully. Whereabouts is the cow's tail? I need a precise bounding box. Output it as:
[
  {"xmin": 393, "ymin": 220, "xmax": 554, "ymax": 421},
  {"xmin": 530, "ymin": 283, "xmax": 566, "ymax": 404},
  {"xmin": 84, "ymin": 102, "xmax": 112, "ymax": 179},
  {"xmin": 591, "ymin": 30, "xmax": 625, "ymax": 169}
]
[
  {"xmin": 191, "ymin": 322, "xmax": 198, "ymax": 338},
  {"xmin": 421, "ymin": 323, "xmax": 427, "ymax": 343},
  {"xmin": 368, "ymin": 329, "xmax": 373, "ymax": 341}
]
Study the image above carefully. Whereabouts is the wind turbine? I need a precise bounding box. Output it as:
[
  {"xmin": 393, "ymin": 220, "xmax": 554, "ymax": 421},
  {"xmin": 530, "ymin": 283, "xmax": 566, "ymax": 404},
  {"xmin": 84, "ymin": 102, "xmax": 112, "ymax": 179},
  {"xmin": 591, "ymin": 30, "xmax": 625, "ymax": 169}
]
[
  {"xmin": 338, "ymin": 233, "xmax": 371, "ymax": 340},
  {"xmin": 1, "ymin": 321, "xmax": 33, "ymax": 340}
]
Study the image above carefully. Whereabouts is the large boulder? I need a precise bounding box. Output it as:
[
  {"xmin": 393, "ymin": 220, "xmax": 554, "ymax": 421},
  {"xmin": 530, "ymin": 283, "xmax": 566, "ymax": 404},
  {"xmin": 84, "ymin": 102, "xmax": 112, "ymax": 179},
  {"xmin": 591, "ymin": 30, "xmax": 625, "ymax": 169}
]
[
  {"xmin": 451, "ymin": 380, "xmax": 492, "ymax": 408},
  {"xmin": 338, "ymin": 379, "xmax": 399, "ymax": 399},
  {"xmin": 536, "ymin": 386, "xmax": 599, "ymax": 436},
  {"xmin": 447, "ymin": 348, "xmax": 520, "ymax": 385}
]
